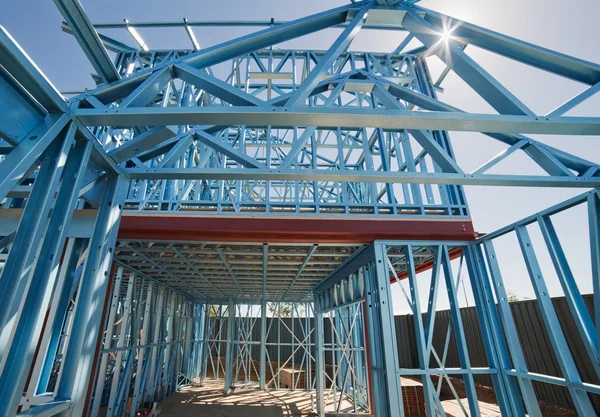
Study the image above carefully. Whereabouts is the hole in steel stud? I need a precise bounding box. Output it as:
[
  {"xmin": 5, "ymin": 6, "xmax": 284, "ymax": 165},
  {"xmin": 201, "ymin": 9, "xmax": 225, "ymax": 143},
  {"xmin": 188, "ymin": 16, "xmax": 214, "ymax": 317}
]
[{"xmin": 29, "ymin": 135, "xmax": 38, "ymax": 140}]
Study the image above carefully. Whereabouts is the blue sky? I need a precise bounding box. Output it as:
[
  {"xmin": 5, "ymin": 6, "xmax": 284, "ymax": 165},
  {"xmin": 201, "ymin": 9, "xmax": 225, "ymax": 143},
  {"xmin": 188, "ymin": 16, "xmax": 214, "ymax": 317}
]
[{"xmin": 1, "ymin": 0, "xmax": 599, "ymax": 311}]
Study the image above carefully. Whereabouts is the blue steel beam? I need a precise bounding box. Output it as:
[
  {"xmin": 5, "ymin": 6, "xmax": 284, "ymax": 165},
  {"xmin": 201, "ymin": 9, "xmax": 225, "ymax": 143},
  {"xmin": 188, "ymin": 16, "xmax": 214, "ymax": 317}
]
[
  {"xmin": 371, "ymin": 83, "xmax": 463, "ymax": 174},
  {"xmin": 54, "ymin": 0, "xmax": 120, "ymax": 83},
  {"xmin": 402, "ymin": 11, "xmax": 533, "ymax": 116},
  {"xmin": 386, "ymin": 82, "xmax": 597, "ymax": 173},
  {"xmin": 278, "ymin": 81, "xmax": 346, "ymax": 170},
  {"xmin": 464, "ymin": 245, "xmax": 525, "ymax": 417},
  {"xmin": 54, "ymin": 174, "xmax": 127, "ymax": 417},
  {"xmin": 0, "ymin": 27, "xmax": 66, "ymax": 112},
  {"xmin": 284, "ymin": 7, "xmax": 369, "ymax": 107},
  {"xmin": 107, "ymin": 126, "xmax": 177, "ymax": 164},
  {"xmin": 588, "ymin": 192, "xmax": 600, "ymax": 353},
  {"xmin": 259, "ymin": 244, "xmax": 268, "ymax": 389},
  {"xmin": 365, "ymin": 243, "xmax": 403, "ymax": 417},
  {"xmin": 408, "ymin": 130, "xmax": 462, "ymax": 173},
  {"xmin": 0, "ymin": 23, "xmax": 120, "ymax": 188},
  {"xmin": 538, "ymin": 214, "xmax": 600, "ymax": 377},
  {"xmin": 0, "ymin": 124, "xmax": 75, "ymax": 363},
  {"xmin": 440, "ymin": 245, "xmax": 481, "ymax": 416},
  {"xmin": 34, "ymin": 239, "xmax": 86, "ymax": 396},
  {"xmin": 170, "ymin": 247, "xmax": 227, "ymax": 299},
  {"xmin": 113, "ymin": 260, "xmax": 204, "ymax": 301},
  {"xmin": 281, "ymin": 244, "xmax": 318, "ymax": 300},
  {"xmin": 0, "ymin": 72, "xmax": 45, "ymax": 146},
  {"xmin": 71, "ymin": 3, "xmax": 357, "ymax": 105},
  {"xmin": 546, "ymin": 81, "xmax": 600, "ymax": 117},
  {"xmin": 119, "ymin": 66, "xmax": 172, "ymax": 108},
  {"xmin": 422, "ymin": 249, "xmax": 442, "ymax": 360},
  {"xmin": 193, "ymin": 130, "xmax": 265, "ymax": 169},
  {"xmin": 105, "ymin": 272, "xmax": 134, "ymax": 416},
  {"xmin": 129, "ymin": 282, "xmax": 154, "ymax": 416},
  {"xmin": 224, "ymin": 299, "xmax": 235, "ymax": 393},
  {"xmin": 523, "ymin": 143, "xmax": 573, "ymax": 177},
  {"xmin": 90, "ymin": 266, "xmax": 124, "ymax": 417},
  {"xmin": 481, "ymin": 189, "xmax": 594, "ymax": 241},
  {"xmin": 314, "ymin": 307, "xmax": 326, "ymax": 416},
  {"xmin": 71, "ymin": 107, "xmax": 600, "ymax": 135},
  {"xmin": 404, "ymin": 246, "xmax": 439, "ymax": 416},
  {"xmin": 216, "ymin": 248, "xmax": 245, "ymax": 298},
  {"xmin": 122, "ymin": 167, "xmax": 600, "ymax": 188},
  {"xmin": 416, "ymin": 5, "xmax": 600, "ymax": 85},
  {"xmin": 515, "ymin": 226, "xmax": 596, "ymax": 416},
  {"xmin": 0, "ymin": 115, "xmax": 70, "ymax": 201},
  {"xmin": 61, "ymin": 22, "xmax": 137, "ymax": 53},
  {"xmin": 314, "ymin": 245, "xmax": 373, "ymax": 295},
  {"xmin": 174, "ymin": 63, "xmax": 269, "ymax": 107},
  {"xmin": 17, "ymin": 400, "xmax": 71, "ymax": 417},
  {"xmin": 123, "ymin": 244, "xmax": 208, "ymax": 299},
  {"xmin": 0, "ymin": 125, "xmax": 78, "ymax": 417},
  {"xmin": 183, "ymin": 4, "xmax": 356, "ymax": 69},
  {"xmin": 0, "ymin": 141, "xmax": 92, "ymax": 414},
  {"xmin": 0, "ymin": 1, "xmax": 598, "ymax": 415}
]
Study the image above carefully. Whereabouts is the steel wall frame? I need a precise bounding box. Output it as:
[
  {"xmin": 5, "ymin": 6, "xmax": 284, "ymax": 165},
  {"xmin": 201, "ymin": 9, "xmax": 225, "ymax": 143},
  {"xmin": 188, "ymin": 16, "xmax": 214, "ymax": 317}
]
[
  {"xmin": 318, "ymin": 302, "xmax": 371, "ymax": 415},
  {"xmin": 468, "ymin": 189, "xmax": 600, "ymax": 417},
  {"xmin": 85, "ymin": 266, "xmax": 205, "ymax": 417},
  {"xmin": 311, "ymin": 189, "xmax": 600, "ymax": 416},
  {"xmin": 201, "ymin": 301, "xmax": 316, "ymax": 392}
]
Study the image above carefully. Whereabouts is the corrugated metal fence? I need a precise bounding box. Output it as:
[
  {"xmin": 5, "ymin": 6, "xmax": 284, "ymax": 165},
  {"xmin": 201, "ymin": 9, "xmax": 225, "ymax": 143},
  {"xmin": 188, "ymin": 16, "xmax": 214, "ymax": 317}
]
[{"xmin": 395, "ymin": 294, "xmax": 599, "ymax": 412}]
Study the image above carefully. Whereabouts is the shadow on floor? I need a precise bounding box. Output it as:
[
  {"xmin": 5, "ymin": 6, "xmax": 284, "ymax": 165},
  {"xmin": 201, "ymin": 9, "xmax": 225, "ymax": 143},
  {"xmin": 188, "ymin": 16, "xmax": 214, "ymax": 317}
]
[{"xmin": 157, "ymin": 380, "xmax": 315, "ymax": 417}]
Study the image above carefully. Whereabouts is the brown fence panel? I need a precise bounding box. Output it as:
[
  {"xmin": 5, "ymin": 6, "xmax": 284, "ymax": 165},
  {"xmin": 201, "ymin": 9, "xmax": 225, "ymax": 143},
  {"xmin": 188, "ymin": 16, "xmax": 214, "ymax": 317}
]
[{"xmin": 394, "ymin": 295, "xmax": 600, "ymax": 412}]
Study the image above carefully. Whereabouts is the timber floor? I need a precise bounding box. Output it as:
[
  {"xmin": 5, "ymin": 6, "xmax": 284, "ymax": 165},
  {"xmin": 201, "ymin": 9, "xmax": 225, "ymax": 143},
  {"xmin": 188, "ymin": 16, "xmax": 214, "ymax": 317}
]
[{"xmin": 156, "ymin": 379, "xmax": 369, "ymax": 417}]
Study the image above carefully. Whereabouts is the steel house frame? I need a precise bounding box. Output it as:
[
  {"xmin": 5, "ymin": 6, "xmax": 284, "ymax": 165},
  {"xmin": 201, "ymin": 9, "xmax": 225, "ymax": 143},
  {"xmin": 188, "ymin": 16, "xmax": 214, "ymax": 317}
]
[{"xmin": 0, "ymin": 0, "xmax": 599, "ymax": 416}]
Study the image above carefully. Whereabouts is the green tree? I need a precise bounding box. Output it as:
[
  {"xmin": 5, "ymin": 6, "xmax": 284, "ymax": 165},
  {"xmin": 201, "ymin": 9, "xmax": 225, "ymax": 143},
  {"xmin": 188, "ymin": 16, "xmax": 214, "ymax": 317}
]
[
  {"xmin": 209, "ymin": 305, "xmax": 223, "ymax": 317},
  {"xmin": 267, "ymin": 303, "xmax": 304, "ymax": 318},
  {"xmin": 506, "ymin": 291, "xmax": 519, "ymax": 302}
]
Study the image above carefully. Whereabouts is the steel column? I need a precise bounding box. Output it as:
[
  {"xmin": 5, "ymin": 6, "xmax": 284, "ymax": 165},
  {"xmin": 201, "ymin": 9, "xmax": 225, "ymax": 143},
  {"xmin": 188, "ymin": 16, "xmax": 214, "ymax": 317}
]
[
  {"xmin": 363, "ymin": 243, "xmax": 403, "ymax": 417},
  {"xmin": 55, "ymin": 173, "xmax": 127, "ymax": 417},
  {"xmin": 314, "ymin": 306, "xmax": 326, "ymax": 417},
  {"xmin": 224, "ymin": 298, "xmax": 235, "ymax": 394}
]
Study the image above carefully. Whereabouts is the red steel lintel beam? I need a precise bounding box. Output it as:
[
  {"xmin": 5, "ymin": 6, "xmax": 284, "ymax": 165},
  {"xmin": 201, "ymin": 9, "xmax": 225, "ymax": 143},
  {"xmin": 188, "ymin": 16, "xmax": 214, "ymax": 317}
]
[{"xmin": 117, "ymin": 214, "xmax": 477, "ymax": 244}]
